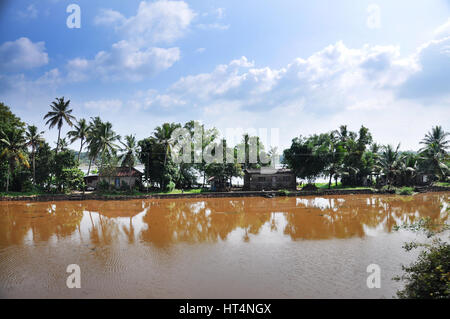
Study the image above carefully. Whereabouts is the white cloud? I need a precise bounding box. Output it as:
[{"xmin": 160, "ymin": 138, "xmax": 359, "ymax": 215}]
[
  {"xmin": 95, "ymin": 1, "xmax": 196, "ymax": 45},
  {"xmin": 18, "ymin": 4, "xmax": 38, "ymax": 19},
  {"xmin": 434, "ymin": 18, "xmax": 450, "ymax": 38},
  {"xmin": 197, "ymin": 23, "xmax": 230, "ymax": 31},
  {"xmin": 94, "ymin": 8, "xmax": 126, "ymax": 27},
  {"xmin": 0, "ymin": 37, "xmax": 48, "ymax": 72},
  {"xmin": 67, "ymin": 41, "xmax": 180, "ymax": 81},
  {"xmin": 367, "ymin": 4, "xmax": 381, "ymax": 29},
  {"xmin": 196, "ymin": 47, "xmax": 206, "ymax": 53},
  {"xmin": 84, "ymin": 99, "xmax": 123, "ymax": 112}
]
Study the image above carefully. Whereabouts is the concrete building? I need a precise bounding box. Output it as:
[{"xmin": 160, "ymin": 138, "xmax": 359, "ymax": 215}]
[{"xmin": 243, "ymin": 167, "xmax": 296, "ymax": 191}]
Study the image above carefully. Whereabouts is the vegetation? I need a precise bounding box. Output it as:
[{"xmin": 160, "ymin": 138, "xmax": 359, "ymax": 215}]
[
  {"xmin": 283, "ymin": 125, "xmax": 449, "ymax": 189},
  {"xmin": 0, "ymin": 98, "xmax": 449, "ymax": 195},
  {"xmin": 393, "ymin": 216, "xmax": 450, "ymax": 299}
]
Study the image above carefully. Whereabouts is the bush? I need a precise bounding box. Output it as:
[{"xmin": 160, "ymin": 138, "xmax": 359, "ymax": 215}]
[
  {"xmin": 302, "ymin": 183, "xmax": 318, "ymax": 191},
  {"xmin": 394, "ymin": 217, "xmax": 450, "ymax": 299},
  {"xmin": 396, "ymin": 186, "xmax": 414, "ymax": 195},
  {"xmin": 98, "ymin": 179, "xmax": 110, "ymax": 192},
  {"xmin": 58, "ymin": 168, "xmax": 85, "ymax": 192},
  {"xmin": 395, "ymin": 240, "xmax": 450, "ymax": 299},
  {"xmin": 166, "ymin": 180, "xmax": 176, "ymax": 192}
]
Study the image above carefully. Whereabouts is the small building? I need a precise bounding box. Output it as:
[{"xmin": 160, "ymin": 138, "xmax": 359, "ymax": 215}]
[
  {"xmin": 207, "ymin": 176, "xmax": 231, "ymax": 192},
  {"xmin": 244, "ymin": 168, "xmax": 296, "ymax": 191},
  {"xmin": 84, "ymin": 167, "xmax": 143, "ymax": 190},
  {"xmin": 84, "ymin": 175, "xmax": 99, "ymax": 189}
]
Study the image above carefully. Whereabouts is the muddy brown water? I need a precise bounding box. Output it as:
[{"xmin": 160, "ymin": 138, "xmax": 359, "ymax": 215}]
[{"xmin": 0, "ymin": 192, "xmax": 448, "ymax": 298}]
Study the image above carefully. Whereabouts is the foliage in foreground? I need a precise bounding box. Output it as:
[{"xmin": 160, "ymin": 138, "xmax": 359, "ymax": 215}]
[{"xmin": 394, "ymin": 216, "xmax": 450, "ymax": 299}]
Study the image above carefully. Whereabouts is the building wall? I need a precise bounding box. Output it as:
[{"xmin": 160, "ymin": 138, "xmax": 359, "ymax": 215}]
[
  {"xmin": 99, "ymin": 176, "xmax": 140, "ymax": 189},
  {"xmin": 244, "ymin": 173, "xmax": 296, "ymax": 191}
]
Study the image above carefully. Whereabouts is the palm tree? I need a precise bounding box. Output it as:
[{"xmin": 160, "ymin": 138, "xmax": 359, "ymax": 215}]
[
  {"xmin": 378, "ymin": 144, "xmax": 402, "ymax": 188},
  {"xmin": 420, "ymin": 126, "xmax": 449, "ymax": 154},
  {"xmin": 25, "ymin": 125, "xmax": 45, "ymax": 184},
  {"xmin": 67, "ymin": 118, "xmax": 89, "ymax": 161},
  {"xmin": 43, "ymin": 97, "xmax": 76, "ymax": 154},
  {"xmin": 119, "ymin": 135, "xmax": 139, "ymax": 190},
  {"xmin": 153, "ymin": 123, "xmax": 181, "ymax": 166},
  {"xmin": 419, "ymin": 126, "xmax": 449, "ymax": 182},
  {"xmin": 96, "ymin": 121, "xmax": 120, "ymax": 172},
  {"xmin": 0, "ymin": 129, "xmax": 30, "ymax": 192},
  {"xmin": 85, "ymin": 117, "xmax": 103, "ymax": 175}
]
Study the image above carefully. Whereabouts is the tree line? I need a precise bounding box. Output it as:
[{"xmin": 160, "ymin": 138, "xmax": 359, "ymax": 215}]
[
  {"xmin": 282, "ymin": 125, "xmax": 449, "ymax": 188},
  {"xmin": 0, "ymin": 98, "xmax": 272, "ymax": 193},
  {"xmin": 0, "ymin": 97, "xmax": 448, "ymax": 193}
]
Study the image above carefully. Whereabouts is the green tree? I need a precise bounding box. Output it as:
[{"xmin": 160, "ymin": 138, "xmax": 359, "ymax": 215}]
[
  {"xmin": 419, "ymin": 126, "xmax": 449, "ymax": 182},
  {"xmin": 67, "ymin": 118, "xmax": 89, "ymax": 162},
  {"xmin": 119, "ymin": 134, "xmax": 139, "ymax": 190},
  {"xmin": 44, "ymin": 97, "xmax": 76, "ymax": 154},
  {"xmin": 378, "ymin": 144, "xmax": 402, "ymax": 188},
  {"xmin": 25, "ymin": 125, "xmax": 45, "ymax": 185},
  {"xmin": 0, "ymin": 128, "xmax": 30, "ymax": 192}
]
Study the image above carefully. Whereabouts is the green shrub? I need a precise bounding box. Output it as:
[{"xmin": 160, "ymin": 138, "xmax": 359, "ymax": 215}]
[
  {"xmin": 166, "ymin": 180, "xmax": 176, "ymax": 192},
  {"xmin": 98, "ymin": 179, "xmax": 110, "ymax": 191},
  {"xmin": 396, "ymin": 186, "xmax": 414, "ymax": 195}
]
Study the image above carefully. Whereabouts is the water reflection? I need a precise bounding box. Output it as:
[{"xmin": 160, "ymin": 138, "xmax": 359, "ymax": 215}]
[{"xmin": 0, "ymin": 193, "xmax": 448, "ymax": 247}]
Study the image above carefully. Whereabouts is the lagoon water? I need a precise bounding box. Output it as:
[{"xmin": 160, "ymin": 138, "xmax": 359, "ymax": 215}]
[{"xmin": 0, "ymin": 193, "xmax": 448, "ymax": 298}]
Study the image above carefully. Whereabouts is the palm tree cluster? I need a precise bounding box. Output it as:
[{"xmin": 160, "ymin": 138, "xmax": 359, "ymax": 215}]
[{"xmin": 0, "ymin": 96, "xmax": 449, "ymax": 193}]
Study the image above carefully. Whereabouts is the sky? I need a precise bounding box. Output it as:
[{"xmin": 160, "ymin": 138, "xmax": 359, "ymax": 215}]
[{"xmin": 0, "ymin": 0, "xmax": 449, "ymax": 152}]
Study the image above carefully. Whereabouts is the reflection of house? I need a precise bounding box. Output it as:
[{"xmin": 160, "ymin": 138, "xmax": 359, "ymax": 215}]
[
  {"xmin": 244, "ymin": 168, "xmax": 296, "ymax": 191},
  {"xmin": 84, "ymin": 167, "xmax": 143, "ymax": 190}
]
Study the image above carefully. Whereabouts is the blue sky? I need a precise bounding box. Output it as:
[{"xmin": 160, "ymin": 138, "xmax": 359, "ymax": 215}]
[{"xmin": 0, "ymin": 0, "xmax": 449, "ymax": 151}]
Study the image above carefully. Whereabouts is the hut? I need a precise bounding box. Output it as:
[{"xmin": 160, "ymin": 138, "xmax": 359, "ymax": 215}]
[
  {"xmin": 244, "ymin": 167, "xmax": 296, "ymax": 191},
  {"xmin": 84, "ymin": 167, "xmax": 143, "ymax": 190}
]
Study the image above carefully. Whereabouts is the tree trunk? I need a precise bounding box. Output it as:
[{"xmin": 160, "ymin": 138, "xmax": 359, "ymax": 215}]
[
  {"xmin": 56, "ymin": 128, "xmax": 61, "ymax": 154},
  {"xmin": 328, "ymin": 174, "xmax": 332, "ymax": 189},
  {"xmin": 78, "ymin": 139, "xmax": 83, "ymax": 162},
  {"xmin": 87, "ymin": 157, "xmax": 92, "ymax": 175},
  {"xmin": 6, "ymin": 170, "xmax": 9, "ymax": 192},
  {"xmin": 32, "ymin": 146, "xmax": 36, "ymax": 185}
]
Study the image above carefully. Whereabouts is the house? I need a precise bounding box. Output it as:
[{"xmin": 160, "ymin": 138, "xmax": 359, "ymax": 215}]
[
  {"xmin": 243, "ymin": 167, "xmax": 296, "ymax": 191},
  {"xmin": 207, "ymin": 176, "xmax": 231, "ymax": 192},
  {"xmin": 84, "ymin": 167, "xmax": 143, "ymax": 190}
]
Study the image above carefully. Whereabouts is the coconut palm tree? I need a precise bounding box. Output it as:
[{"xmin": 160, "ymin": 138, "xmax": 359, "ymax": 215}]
[
  {"xmin": 378, "ymin": 144, "xmax": 402, "ymax": 188},
  {"xmin": 153, "ymin": 123, "xmax": 181, "ymax": 166},
  {"xmin": 67, "ymin": 118, "xmax": 89, "ymax": 162},
  {"xmin": 25, "ymin": 125, "xmax": 45, "ymax": 184},
  {"xmin": 0, "ymin": 128, "xmax": 30, "ymax": 192},
  {"xmin": 44, "ymin": 97, "xmax": 76, "ymax": 154},
  {"xmin": 96, "ymin": 121, "xmax": 120, "ymax": 172},
  {"xmin": 85, "ymin": 116, "xmax": 103, "ymax": 175},
  {"xmin": 419, "ymin": 126, "xmax": 449, "ymax": 182},
  {"xmin": 119, "ymin": 134, "xmax": 139, "ymax": 190},
  {"xmin": 420, "ymin": 126, "xmax": 449, "ymax": 154}
]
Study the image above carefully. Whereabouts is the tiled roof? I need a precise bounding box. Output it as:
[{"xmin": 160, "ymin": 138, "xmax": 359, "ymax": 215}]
[{"xmin": 100, "ymin": 167, "xmax": 143, "ymax": 177}]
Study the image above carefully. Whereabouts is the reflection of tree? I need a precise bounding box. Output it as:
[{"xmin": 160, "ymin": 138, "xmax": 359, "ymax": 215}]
[
  {"xmin": 140, "ymin": 198, "xmax": 272, "ymax": 246},
  {"xmin": 0, "ymin": 202, "xmax": 84, "ymax": 246},
  {"xmin": 0, "ymin": 194, "xmax": 448, "ymax": 247}
]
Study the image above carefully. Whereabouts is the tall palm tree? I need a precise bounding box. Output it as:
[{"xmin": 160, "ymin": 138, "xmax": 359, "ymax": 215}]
[
  {"xmin": 378, "ymin": 144, "xmax": 402, "ymax": 188},
  {"xmin": 0, "ymin": 129, "xmax": 30, "ymax": 192},
  {"xmin": 420, "ymin": 126, "xmax": 449, "ymax": 154},
  {"xmin": 25, "ymin": 125, "xmax": 45, "ymax": 184},
  {"xmin": 43, "ymin": 97, "xmax": 76, "ymax": 154},
  {"xmin": 96, "ymin": 121, "xmax": 120, "ymax": 172},
  {"xmin": 67, "ymin": 118, "xmax": 89, "ymax": 161},
  {"xmin": 85, "ymin": 117, "xmax": 103, "ymax": 175},
  {"xmin": 419, "ymin": 126, "xmax": 449, "ymax": 181},
  {"xmin": 119, "ymin": 135, "xmax": 139, "ymax": 190},
  {"xmin": 153, "ymin": 123, "xmax": 181, "ymax": 166}
]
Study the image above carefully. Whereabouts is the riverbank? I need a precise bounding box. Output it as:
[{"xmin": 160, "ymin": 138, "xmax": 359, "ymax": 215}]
[{"xmin": 0, "ymin": 186, "xmax": 449, "ymax": 202}]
